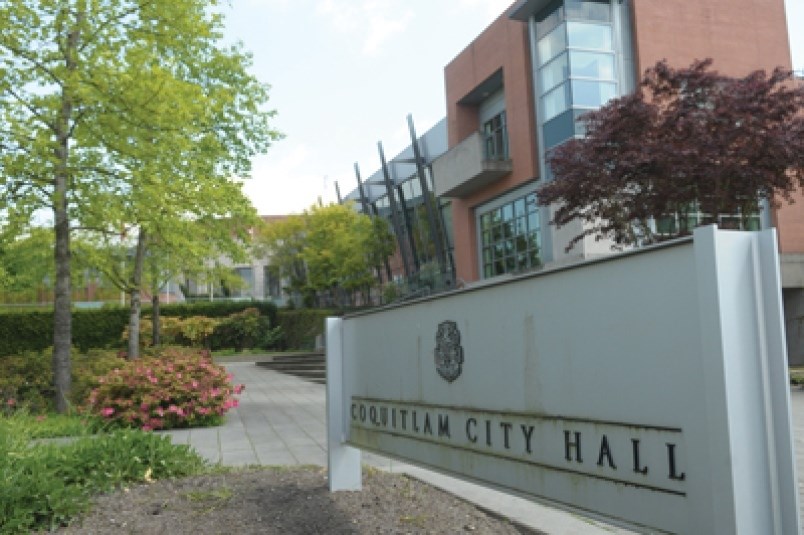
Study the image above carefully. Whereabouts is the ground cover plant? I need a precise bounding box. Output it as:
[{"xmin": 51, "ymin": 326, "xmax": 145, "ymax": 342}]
[
  {"xmin": 0, "ymin": 414, "xmax": 208, "ymax": 534},
  {"xmin": 0, "ymin": 348, "xmax": 121, "ymax": 413},
  {"xmin": 0, "ymin": 410, "xmax": 104, "ymax": 439},
  {"xmin": 86, "ymin": 347, "xmax": 245, "ymax": 430}
]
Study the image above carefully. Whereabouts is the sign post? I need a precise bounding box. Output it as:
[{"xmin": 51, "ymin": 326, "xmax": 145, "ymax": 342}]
[{"xmin": 326, "ymin": 226, "xmax": 800, "ymax": 533}]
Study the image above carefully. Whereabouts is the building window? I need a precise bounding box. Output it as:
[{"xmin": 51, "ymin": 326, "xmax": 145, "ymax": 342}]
[
  {"xmin": 478, "ymin": 192, "xmax": 541, "ymax": 278},
  {"xmin": 483, "ymin": 111, "xmax": 509, "ymax": 160},
  {"xmin": 654, "ymin": 204, "xmax": 761, "ymax": 238},
  {"xmin": 232, "ymin": 267, "xmax": 253, "ymax": 298},
  {"xmin": 534, "ymin": 1, "xmax": 620, "ymax": 174},
  {"xmin": 264, "ymin": 265, "xmax": 281, "ymax": 299}
]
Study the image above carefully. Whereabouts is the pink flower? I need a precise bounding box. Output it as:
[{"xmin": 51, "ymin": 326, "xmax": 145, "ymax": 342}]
[
  {"xmin": 101, "ymin": 407, "xmax": 115, "ymax": 417},
  {"xmin": 142, "ymin": 424, "xmax": 153, "ymax": 431},
  {"xmin": 191, "ymin": 380, "xmax": 199, "ymax": 389},
  {"xmin": 234, "ymin": 384, "xmax": 245, "ymax": 395},
  {"xmin": 149, "ymin": 376, "xmax": 158, "ymax": 384},
  {"xmin": 6, "ymin": 398, "xmax": 15, "ymax": 407},
  {"xmin": 140, "ymin": 402, "xmax": 150, "ymax": 411}
]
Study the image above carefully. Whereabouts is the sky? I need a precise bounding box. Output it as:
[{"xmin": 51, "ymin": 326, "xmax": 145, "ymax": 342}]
[{"xmin": 223, "ymin": 0, "xmax": 804, "ymax": 216}]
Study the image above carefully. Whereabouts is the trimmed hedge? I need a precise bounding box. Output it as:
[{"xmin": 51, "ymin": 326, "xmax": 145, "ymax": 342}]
[
  {"xmin": 0, "ymin": 309, "xmax": 129, "ymax": 357},
  {"xmin": 156, "ymin": 301, "xmax": 277, "ymax": 325},
  {"xmin": 0, "ymin": 301, "xmax": 278, "ymax": 357},
  {"xmin": 275, "ymin": 309, "xmax": 334, "ymax": 350}
]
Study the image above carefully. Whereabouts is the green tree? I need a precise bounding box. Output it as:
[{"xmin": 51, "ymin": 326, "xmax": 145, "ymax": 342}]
[
  {"xmin": 256, "ymin": 215, "xmax": 309, "ymax": 300},
  {"xmin": 0, "ymin": 1, "xmax": 278, "ymax": 410},
  {"xmin": 0, "ymin": 228, "xmax": 54, "ymax": 296},
  {"xmin": 257, "ymin": 204, "xmax": 395, "ymax": 307}
]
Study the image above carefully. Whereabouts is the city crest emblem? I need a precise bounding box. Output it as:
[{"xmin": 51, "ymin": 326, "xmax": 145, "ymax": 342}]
[{"xmin": 434, "ymin": 320, "xmax": 464, "ymax": 382}]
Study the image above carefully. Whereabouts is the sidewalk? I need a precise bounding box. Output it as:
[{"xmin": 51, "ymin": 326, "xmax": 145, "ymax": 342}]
[{"xmin": 163, "ymin": 361, "xmax": 632, "ymax": 534}]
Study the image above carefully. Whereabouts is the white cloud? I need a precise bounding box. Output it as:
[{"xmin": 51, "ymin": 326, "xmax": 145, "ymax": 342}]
[
  {"xmin": 315, "ymin": 0, "xmax": 414, "ymax": 56},
  {"xmin": 315, "ymin": 0, "xmax": 362, "ymax": 32},
  {"xmin": 363, "ymin": 9, "xmax": 414, "ymax": 56},
  {"xmin": 242, "ymin": 146, "xmax": 330, "ymax": 215}
]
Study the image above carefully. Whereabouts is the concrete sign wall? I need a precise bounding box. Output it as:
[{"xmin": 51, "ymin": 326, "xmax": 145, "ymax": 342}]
[{"xmin": 326, "ymin": 226, "xmax": 800, "ymax": 534}]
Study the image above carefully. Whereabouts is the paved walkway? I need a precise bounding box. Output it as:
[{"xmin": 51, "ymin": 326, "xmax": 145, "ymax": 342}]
[{"xmin": 162, "ymin": 361, "xmax": 804, "ymax": 534}]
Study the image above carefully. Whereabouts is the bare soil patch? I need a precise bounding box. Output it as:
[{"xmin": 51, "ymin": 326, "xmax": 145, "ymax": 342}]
[{"xmin": 49, "ymin": 466, "xmax": 543, "ymax": 534}]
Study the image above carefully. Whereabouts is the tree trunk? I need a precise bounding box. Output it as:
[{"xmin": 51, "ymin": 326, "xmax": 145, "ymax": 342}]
[
  {"xmin": 150, "ymin": 257, "xmax": 161, "ymax": 347},
  {"xmin": 127, "ymin": 228, "xmax": 148, "ymax": 359},
  {"xmin": 152, "ymin": 293, "xmax": 161, "ymax": 347},
  {"xmin": 53, "ymin": 175, "xmax": 72, "ymax": 413},
  {"xmin": 52, "ymin": 10, "xmax": 82, "ymax": 413}
]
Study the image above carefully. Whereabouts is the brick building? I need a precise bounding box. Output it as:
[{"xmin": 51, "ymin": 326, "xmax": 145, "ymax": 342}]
[{"xmin": 345, "ymin": 0, "xmax": 803, "ymax": 361}]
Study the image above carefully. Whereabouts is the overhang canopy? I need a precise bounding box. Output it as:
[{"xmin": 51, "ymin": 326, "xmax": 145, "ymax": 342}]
[{"xmin": 508, "ymin": 0, "xmax": 555, "ymax": 21}]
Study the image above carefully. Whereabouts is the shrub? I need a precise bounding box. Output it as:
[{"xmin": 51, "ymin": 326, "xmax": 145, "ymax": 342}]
[
  {"xmin": 179, "ymin": 316, "xmax": 220, "ymax": 347},
  {"xmin": 157, "ymin": 300, "xmax": 277, "ymax": 324},
  {"xmin": 0, "ymin": 425, "xmax": 206, "ymax": 534},
  {"xmin": 86, "ymin": 347, "xmax": 244, "ymax": 430},
  {"xmin": 211, "ymin": 307, "xmax": 283, "ymax": 351},
  {"xmin": 0, "ymin": 302, "xmax": 277, "ymax": 357},
  {"xmin": 122, "ymin": 315, "xmax": 183, "ymax": 347},
  {"xmin": 0, "ymin": 347, "xmax": 121, "ymax": 413},
  {"xmin": 212, "ymin": 308, "xmax": 261, "ymax": 351},
  {"xmin": 276, "ymin": 309, "xmax": 332, "ymax": 350}
]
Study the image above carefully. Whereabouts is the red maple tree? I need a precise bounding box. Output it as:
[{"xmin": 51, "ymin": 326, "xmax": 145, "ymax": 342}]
[{"xmin": 538, "ymin": 59, "xmax": 804, "ymax": 251}]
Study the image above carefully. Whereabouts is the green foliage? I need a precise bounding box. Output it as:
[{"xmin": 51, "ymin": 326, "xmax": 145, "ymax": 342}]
[
  {"xmin": 276, "ymin": 309, "xmax": 332, "ymax": 350},
  {"xmin": 124, "ymin": 315, "xmax": 219, "ymax": 348},
  {"xmin": 0, "ymin": 411, "xmax": 104, "ymax": 440},
  {"xmin": 256, "ymin": 203, "xmax": 396, "ymax": 306},
  {"xmin": 72, "ymin": 308, "xmax": 131, "ymax": 352},
  {"xmin": 0, "ymin": 0, "xmax": 281, "ymax": 408},
  {"xmin": 0, "ymin": 302, "xmax": 277, "ymax": 357},
  {"xmin": 87, "ymin": 347, "xmax": 244, "ymax": 430},
  {"xmin": 790, "ymin": 368, "xmax": 804, "ymax": 386},
  {"xmin": 0, "ymin": 228, "xmax": 55, "ymax": 294},
  {"xmin": 211, "ymin": 307, "xmax": 283, "ymax": 351},
  {"xmin": 178, "ymin": 316, "xmax": 220, "ymax": 347},
  {"xmin": 0, "ymin": 308, "xmax": 129, "ymax": 357},
  {"xmin": 122, "ymin": 315, "xmax": 182, "ymax": 348},
  {"xmin": 0, "ymin": 425, "xmax": 206, "ymax": 534},
  {"xmin": 159, "ymin": 301, "xmax": 278, "ymax": 323},
  {"xmin": 0, "ymin": 310, "xmax": 53, "ymax": 357},
  {"xmin": 126, "ymin": 307, "xmax": 282, "ymax": 352},
  {"xmin": 0, "ymin": 348, "xmax": 122, "ymax": 413}
]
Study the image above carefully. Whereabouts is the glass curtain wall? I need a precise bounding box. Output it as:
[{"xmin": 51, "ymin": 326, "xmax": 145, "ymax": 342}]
[
  {"xmin": 534, "ymin": 0, "xmax": 619, "ymax": 179},
  {"xmin": 478, "ymin": 189, "xmax": 542, "ymax": 278}
]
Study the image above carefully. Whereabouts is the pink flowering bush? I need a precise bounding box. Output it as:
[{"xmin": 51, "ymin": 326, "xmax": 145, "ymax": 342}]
[{"xmin": 85, "ymin": 347, "xmax": 245, "ymax": 431}]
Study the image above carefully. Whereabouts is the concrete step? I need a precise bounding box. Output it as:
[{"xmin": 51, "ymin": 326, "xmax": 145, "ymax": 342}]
[
  {"xmin": 256, "ymin": 356, "xmax": 326, "ymax": 385},
  {"xmin": 270, "ymin": 352, "xmax": 324, "ymax": 363},
  {"xmin": 259, "ymin": 361, "xmax": 324, "ymax": 371}
]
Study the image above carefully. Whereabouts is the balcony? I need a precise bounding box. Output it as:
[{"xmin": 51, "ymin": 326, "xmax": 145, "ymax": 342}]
[{"xmin": 432, "ymin": 130, "xmax": 512, "ymax": 198}]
